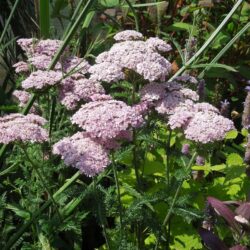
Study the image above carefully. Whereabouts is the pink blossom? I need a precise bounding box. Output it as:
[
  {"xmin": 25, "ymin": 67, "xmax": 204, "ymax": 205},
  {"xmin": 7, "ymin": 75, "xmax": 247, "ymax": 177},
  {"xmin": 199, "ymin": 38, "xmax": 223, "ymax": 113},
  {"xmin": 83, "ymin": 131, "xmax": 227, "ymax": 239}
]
[
  {"xmin": 184, "ymin": 111, "xmax": 234, "ymax": 143},
  {"xmin": 89, "ymin": 62, "xmax": 125, "ymax": 83},
  {"xmin": 53, "ymin": 132, "xmax": 110, "ymax": 177},
  {"xmin": 12, "ymin": 61, "xmax": 29, "ymax": 73},
  {"xmin": 59, "ymin": 76, "xmax": 105, "ymax": 110},
  {"xmin": 71, "ymin": 100, "xmax": 144, "ymax": 140},
  {"xmin": 93, "ymin": 39, "xmax": 172, "ymax": 82},
  {"xmin": 114, "ymin": 30, "xmax": 144, "ymax": 41},
  {"xmin": 168, "ymin": 101, "xmax": 235, "ymax": 143},
  {"xmin": 28, "ymin": 55, "xmax": 62, "ymax": 70},
  {"xmin": 0, "ymin": 114, "xmax": 48, "ymax": 144},
  {"xmin": 140, "ymin": 82, "xmax": 198, "ymax": 115},
  {"xmin": 62, "ymin": 56, "xmax": 90, "ymax": 74},
  {"xmin": 145, "ymin": 37, "xmax": 172, "ymax": 53},
  {"xmin": 17, "ymin": 38, "xmax": 38, "ymax": 56},
  {"xmin": 22, "ymin": 70, "xmax": 63, "ymax": 90}
]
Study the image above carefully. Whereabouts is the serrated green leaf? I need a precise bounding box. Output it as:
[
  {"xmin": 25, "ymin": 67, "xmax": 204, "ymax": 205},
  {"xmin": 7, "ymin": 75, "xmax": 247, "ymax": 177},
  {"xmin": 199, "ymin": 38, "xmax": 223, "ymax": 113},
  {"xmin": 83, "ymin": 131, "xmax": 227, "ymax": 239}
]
[
  {"xmin": 226, "ymin": 153, "xmax": 244, "ymax": 167},
  {"xmin": 191, "ymin": 165, "xmax": 211, "ymax": 172},
  {"xmin": 225, "ymin": 130, "xmax": 238, "ymax": 139},
  {"xmin": 210, "ymin": 164, "xmax": 226, "ymax": 172},
  {"xmin": 241, "ymin": 128, "xmax": 248, "ymax": 137}
]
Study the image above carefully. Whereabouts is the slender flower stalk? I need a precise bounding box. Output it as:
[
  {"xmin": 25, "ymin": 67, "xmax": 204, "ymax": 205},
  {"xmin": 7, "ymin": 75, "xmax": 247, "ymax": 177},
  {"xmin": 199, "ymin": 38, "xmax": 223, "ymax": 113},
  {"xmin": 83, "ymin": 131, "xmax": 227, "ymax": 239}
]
[
  {"xmin": 111, "ymin": 153, "xmax": 124, "ymax": 235},
  {"xmin": 93, "ymin": 178, "xmax": 111, "ymax": 250},
  {"xmin": 154, "ymin": 152, "xmax": 197, "ymax": 249},
  {"xmin": 21, "ymin": 146, "xmax": 62, "ymax": 221}
]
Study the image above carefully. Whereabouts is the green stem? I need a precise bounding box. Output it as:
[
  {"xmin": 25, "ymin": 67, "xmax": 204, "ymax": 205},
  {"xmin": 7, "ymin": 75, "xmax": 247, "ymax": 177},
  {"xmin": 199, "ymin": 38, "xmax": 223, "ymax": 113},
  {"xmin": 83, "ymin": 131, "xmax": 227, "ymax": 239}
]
[
  {"xmin": 163, "ymin": 152, "xmax": 197, "ymax": 226},
  {"xmin": 0, "ymin": 0, "xmax": 21, "ymax": 44},
  {"xmin": 154, "ymin": 152, "xmax": 197, "ymax": 249},
  {"xmin": 94, "ymin": 179, "xmax": 111, "ymax": 250},
  {"xmin": 198, "ymin": 21, "xmax": 250, "ymax": 79},
  {"xmin": 124, "ymin": 0, "xmax": 140, "ymax": 32},
  {"xmin": 111, "ymin": 153, "xmax": 123, "ymax": 234},
  {"xmin": 169, "ymin": 0, "xmax": 244, "ymax": 80},
  {"xmin": 166, "ymin": 130, "xmax": 172, "ymax": 187},
  {"xmin": 39, "ymin": 0, "xmax": 50, "ymax": 38},
  {"xmin": 21, "ymin": 146, "xmax": 62, "ymax": 221},
  {"xmin": 4, "ymin": 171, "xmax": 80, "ymax": 250},
  {"xmin": 48, "ymin": 0, "xmax": 96, "ymax": 70}
]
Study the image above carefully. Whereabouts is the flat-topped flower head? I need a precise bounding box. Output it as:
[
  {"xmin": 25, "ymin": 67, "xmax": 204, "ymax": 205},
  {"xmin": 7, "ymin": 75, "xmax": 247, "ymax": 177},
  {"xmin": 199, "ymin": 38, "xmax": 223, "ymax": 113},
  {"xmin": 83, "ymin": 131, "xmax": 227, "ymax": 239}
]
[
  {"xmin": 0, "ymin": 114, "xmax": 48, "ymax": 144},
  {"xmin": 145, "ymin": 37, "xmax": 172, "ymax": 53},
  {"xmin": 168, "ymin": 101, "xmax": 235, "ymax": 144},
  {"xmin": 53, "ymin": 132, "xmax": 110, "ymax": 177},
  {"xmin": 13, "ymin": 61, "xmax": 29, "ymax": 73},
  {"xmin": 89, "ymin": 62, "xmax": 125, "ymax": 83},
  {"xmin": 114, "ymin": 30, "xmax": 144, "ymax": 41},
  {"xmin": 59, "ymin": 76, "xmax": 105, "ymax": 110},
  {"xmin": 71, "ymin": 100, "xmax": 144, "ymax": 140},
  {"xmin": 92, "ymin": 38, "xmax": 172, "ymax": 82},
  {"xmin": 184, "ymin": 111, "xmax": 234, "ymax": 143},
  {"xmin": 12, "ymin": 90, "xmax": 30, "ymax": 106},
  {"xmin": 17, "ymin": 38, "xmax": 38, "ymax": 56},
  {"xmin": 12, "ymin": 90, "xmax": 38, "ymax": 113},
  {"xmin": 34, "ymin": 39, "xmax": 64, "ymax": 56},
  {"xmin": 28, "ymin": 55, "xmax": 62, "ymax": 71},
  {"xmin": 140, "ymin": 82, "xmax": 199, "ymax": 115},
  {"xmin": 62, "ymin": 56, "xmax": 90, "ymax": 74},
  {"xmin": 22, "ymin": 70, "xmax": 62, "ymax": 90}
]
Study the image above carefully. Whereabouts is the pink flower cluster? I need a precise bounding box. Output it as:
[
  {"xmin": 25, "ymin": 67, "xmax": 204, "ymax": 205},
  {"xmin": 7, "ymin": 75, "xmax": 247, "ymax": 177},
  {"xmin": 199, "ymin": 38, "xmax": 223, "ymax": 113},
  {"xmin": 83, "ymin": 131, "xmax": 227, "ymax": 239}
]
[
  {"xmin": 22, "ymin": 70, "xmax": 63, "ymax": 90},
  {"xmin": 53, "ymin": 132, "xmax": 110, "ymax": 177},
  {"xmin": 168, "ymin": 101, "xmax": 235, "ymax": 143},
  {"xmin": 91, "ymin": 31, "xmax": 172, "ymax": 82},
  {"xmin": 59, "ymin": 76, "xmax": 105, "ymax": 110},
  {"xmin": 71, "ymin": 99, "xmax": 143, "ymax": 142},
  {"xmin": 140, "ymin": 82, "xmax": 199, "ymax": 115},
  {"xmin": 12, "ymin": 90, "xmax": 37, "ymax": 113},
  {"xmin": 0, "ymin": 114, "xmax": 48, "ymax": 144},
  {"xmin": 114, "ymin": 30, "xmax": 144, "ymax": 41}
]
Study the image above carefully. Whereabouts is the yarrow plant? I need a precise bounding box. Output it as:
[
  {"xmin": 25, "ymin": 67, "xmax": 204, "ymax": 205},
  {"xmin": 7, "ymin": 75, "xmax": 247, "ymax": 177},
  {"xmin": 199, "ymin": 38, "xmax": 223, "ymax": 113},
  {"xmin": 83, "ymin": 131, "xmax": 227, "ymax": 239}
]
[{"xmin": 2, "ymin": 27, "xmax": 248, "ymax": 250}]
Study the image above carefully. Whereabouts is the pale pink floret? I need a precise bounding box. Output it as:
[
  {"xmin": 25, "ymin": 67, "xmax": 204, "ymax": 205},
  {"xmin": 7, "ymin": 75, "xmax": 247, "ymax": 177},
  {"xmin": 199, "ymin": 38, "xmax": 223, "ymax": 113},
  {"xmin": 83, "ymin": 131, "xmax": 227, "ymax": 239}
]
[
  {"xmin": 184, "ymin": 111, "xmax": 235, "ymax": 143},
  {"xmin": 168, "ymin": 101, "xmax": 235, "ymax": 143},
  {"xmin": 90, "ymin": 94, "xmax": 113, "ymax": 102},
  {"xmin": 89, "ymin": 62, "xmax": 125, "ymax": 83},
  {"xmin": 59, "ymin": 77, "xmax": 105, "ymax": 110},
  {"xmin": 63, "ymin": 56, "xmax": 90, "ymax": 74},
  {"xmin": 53, "ymin": 132, "xmax": 110, "ymax": 177},
  {"xmin": 13, "ymin": 61, "xmax": 29, "ymax": 73},
  {"xmin": 0, "ymin": 114, "xmax": 48, "ymax": 144},
  {"xmin": 180, "ymin": 88, "xmax": 199, "ymax": 101},
  {"xmin": 93, "ymin": 39, "xmax": 172, "ymax": 82},
  {"xmin": 17, "ymin": 38, "xmax": 38, "ymax": 55},
  {"xmin": 12, "ymin": 90, "xmax": 37, "ymax": 113},
  {"xmin": 114, "ymin": 30, "xmax": 144, "ymax": 41},
  {"xmin": 34, "ymin": 39, "xmax": 63, "ymax": 56},
  {"xmin": 140, "ymin": 82, "xmax": 198, "ymax": 115},
  {"xmin": 71, "ymin": 100, "xmax": 144, "ymax": 140},
  {"xmin": 28, "ymin": 55, "xmax": 62, "ymax": 70},
  {"xmin": 145, "ymin": 37, "xmax": 172, "ymax": 53},
  {"xmin": 12, "ymin": 90, "xmax": 30, "ymax": 105},
  {"xmin": 22, "ymin": 70, "xmax": 62, "ymax": 90}
]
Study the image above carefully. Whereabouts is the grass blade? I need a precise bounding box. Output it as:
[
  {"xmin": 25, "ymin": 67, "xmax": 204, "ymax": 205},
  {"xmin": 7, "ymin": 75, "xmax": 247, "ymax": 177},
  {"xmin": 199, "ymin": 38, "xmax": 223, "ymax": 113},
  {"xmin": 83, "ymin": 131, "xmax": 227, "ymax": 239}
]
[
  {"xmin": 39, "ymin": 0, "xmax": 50, "ymax": 38},
  {"xmin": 169, "ymin": 0, "xmax": 244, "ymax": 80},
  {"xmin": 198, "ymin": 21, "xmax": 250, "ymax": 78},
  {"xmin": 3, "ymin": 171, "xmax": 81, "ymax": 250},
  {"xmin": 0, "ymin": 0, "xmax": 21, "ymax": 45},
  {"xmin": 124, "ymin": 0, "xmax": 139, "ymax": 32}
]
